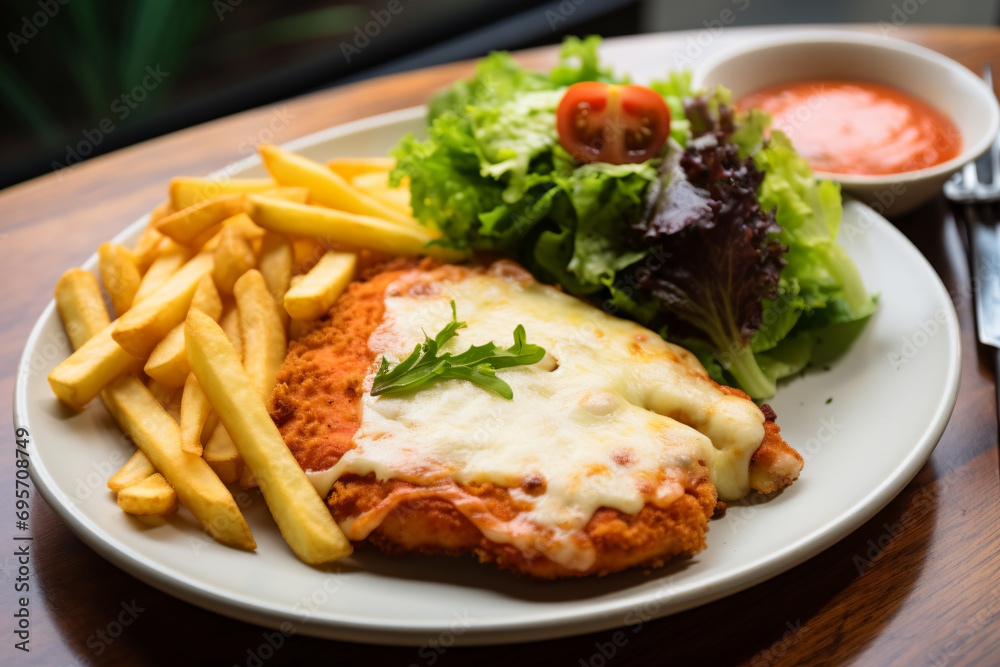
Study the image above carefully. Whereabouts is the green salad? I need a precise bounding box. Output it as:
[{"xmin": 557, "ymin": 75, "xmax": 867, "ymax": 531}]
[{"xmin": 390, "ymin": 36, "xmax": 876, "ymax": 399}]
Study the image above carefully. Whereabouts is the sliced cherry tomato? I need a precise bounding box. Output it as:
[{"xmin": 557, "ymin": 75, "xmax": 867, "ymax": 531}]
[{"xmin": 556, "ymin": 82, "xmax": 671, "ymax": 164}]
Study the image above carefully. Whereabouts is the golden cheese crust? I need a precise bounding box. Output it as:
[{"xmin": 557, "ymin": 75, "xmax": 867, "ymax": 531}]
[{"xmin": 270, "ymin": 261, "xmax": 800, "ymax": 578}]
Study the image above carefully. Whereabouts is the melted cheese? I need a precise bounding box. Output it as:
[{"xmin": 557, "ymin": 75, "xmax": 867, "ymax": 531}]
[{"xmin": 306, "ymin": 264, "xmax": 765, "ymax": 570}]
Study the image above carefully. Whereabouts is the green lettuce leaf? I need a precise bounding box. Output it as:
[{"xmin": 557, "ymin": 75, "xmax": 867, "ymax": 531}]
[
  {"xmin": 558, "ymin": 162, "xmax": 654, "ymax": 288},
  {"xmin": 756, "ymin": 131, "xmax": 876, "ymax": 319},
  {"xmin": 752, "ymin": 130, "xmax": 878, "ymax": 371}
]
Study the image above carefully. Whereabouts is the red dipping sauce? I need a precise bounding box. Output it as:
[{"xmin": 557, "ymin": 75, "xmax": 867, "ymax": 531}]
[{"xmin": 736, "ymin": 81, "xmax": 962, "ymax": 176}]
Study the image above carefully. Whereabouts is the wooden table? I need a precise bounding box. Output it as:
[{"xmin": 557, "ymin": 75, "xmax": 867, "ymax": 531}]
[{"xmin": 2, "ymin": 24, "xmax": 999, "ymax": 667}]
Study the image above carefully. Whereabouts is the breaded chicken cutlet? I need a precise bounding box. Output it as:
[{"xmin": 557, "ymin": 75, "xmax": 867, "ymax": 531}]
[{"xmin": 270, "ymin": 260, "xmax": 803, "ymax": 578}]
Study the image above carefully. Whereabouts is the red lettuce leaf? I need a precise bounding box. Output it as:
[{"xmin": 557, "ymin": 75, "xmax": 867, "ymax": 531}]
[{"xmin": 632, "ymin": 97, "xmax": 786, "ymax": 352}]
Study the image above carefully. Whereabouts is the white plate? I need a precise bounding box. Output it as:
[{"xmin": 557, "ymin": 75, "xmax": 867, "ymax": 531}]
[{"xmin": 14, "ymin": 106, "xmax": 960, "ymax": 646}]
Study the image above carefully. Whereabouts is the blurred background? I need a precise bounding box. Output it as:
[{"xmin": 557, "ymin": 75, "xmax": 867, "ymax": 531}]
[{"xmin": 1, "ymin": 0, "xmax": 996, "ymax": 189}]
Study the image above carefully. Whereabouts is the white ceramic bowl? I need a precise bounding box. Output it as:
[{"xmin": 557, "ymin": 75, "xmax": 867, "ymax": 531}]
[{"xmin": 691, "ymin": 30, "xmax": 1000, "ymax": 217}]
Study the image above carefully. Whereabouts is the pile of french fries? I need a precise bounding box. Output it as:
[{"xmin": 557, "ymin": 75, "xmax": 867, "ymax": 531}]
[{"xmin": 47, "ymin": 144, "xmax": 464, "ymax": 564}]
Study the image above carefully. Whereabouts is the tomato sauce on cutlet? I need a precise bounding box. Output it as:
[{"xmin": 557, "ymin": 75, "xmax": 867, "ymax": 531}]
[{"xmin": 269, "ymin": 258, "xmax": 426, "ymax": 470}]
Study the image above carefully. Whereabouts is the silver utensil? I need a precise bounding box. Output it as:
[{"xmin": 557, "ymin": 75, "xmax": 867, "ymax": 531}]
[{"xmin": 944, "ymin": 63, "xmax": 1000, "ymax": 414}]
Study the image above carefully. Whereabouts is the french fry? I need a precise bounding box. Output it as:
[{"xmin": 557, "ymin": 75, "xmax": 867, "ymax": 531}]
[
  {"xmin": 325, "ymin": 156, "xmax": 395, "ymax": 180},
  {"xmin": 165, "ymin": 396, "xmax": 182, "ymax": 425},
  {"xmin": 234, "ymin": 270, "xmax": 287, "ymax": 398},
  {"xmin": 245, "ymin": 195, "xmax": 466, "ymax": 261},
  {"xmin": 102, "ymin": 374, "xmax": 255, "ymax": 549},
  {"xmin": 350, "ymin": 172, "xmax": 412, "ymax": 216},
  {"xmin": 117, "ymin": 473, "xmax": 178, "ymax": 515},
  {"xmin": 198, "ymin": 213, "xmax": 266, "ymax": 253},
  {"xmin": 203, "ymin": 424, "xmax": 243, "ymax": 484},
  {"xmin": 202, "ymin": 413, "xmax": 219, "ymax": 444},
  {"xmin": 258, "ymin": 232, "xmax": 293, "ymax": 322},
  {"xmin": 147, "ymin": 379, "xmax": 178, "ymax": 409},
  {"xmin": 98, "ymin": 243, "xmax": 142, "ymax": 317},
  {"xmin": 205, "ymin": 300, "xmax": 241, "ymax": 467},
  {"xmin": 53, "ymin": 269, "xmax": 166, "ymax": 497},
  {"xmin": 144, "ymin": 275, "xmax": 223, "ymax": 387},
  {"xmin": 112, "ymin": 253, "xmax": 214, "ymax": 358},
  {"xmin": 48, "ymin": 322, "xmax": 143, "ymax": 409},
  {"xmin": 239, "ymin": 465, "xmax": 257, "ymax": 490},
  {"xmin": 228, "ymin": 213, "xmax": 266, "ymax": 242},
  {"xmin": 291, "ymin": 237, "xmax": 326, "ymax": 271},
  {"xmin": 201, "ymin": 286, "xmax": 257, "ymax": 482},
  {"xmin": 179, "ymin": 374, "xmax": 211, "ymax": 456},
  {"xmin": 212, "ymin": 227, "xmax": 256, "ymax": 295},
  {"xmin": 169, "ymin": 177, "xmax": 275, "ymax": 211},
  {"xmin": 190, "ymin": 272, "xmax": 224, "ymax": 319},
  {"xmin": 206, "ymin": 302, "xmax": 241, "ymax": 471},
  {"xmin": 157, "ymin": 194, "xmax": 245, "ymax": 245},
  {"xmin": 50, "ymin": 269, "xmax": 140, "ymax": 409},
  {"xmin": 185, "ymin": 309, "xmax": 351, "ymax": 563},
  {"xmin": 108, "ymin": 449, "xmax": 156, "ymax": 491},
  {"xmin": 218, "ymin": 302, "xmax": 243, "ymax": 360},
  {"xmin": 258, "ymin": 186, "xmax": 309, "ymax": 204},
  {"xmin": 283, "ymin": 251, "xmax": 356, "ymax": 321},
  {"xmin": 133, "ymin": 240, "xmax": 191, "ymax": 304},
  {"xmin": 50, "ymin": 247, "xmax": 214, "ymax": 408},
  {"xmin": 258, "ymin": 143, "xmax": 412, "ymax": 225},
  {"xmin": 132, "ymin": 226, "xmax": 166, "ymax": 273},
  {"xmin": 145, "ymin": 327, "xmax": 190, "ymax": 387},
  {"xmin": 349, "ymin": 172, "xmax": 394, "ymax": 190},
  {"xmin": 148, "ymin": 200, "xmax": 175, "ymax": 227},
  {"xmin": 54, "ymin": 270, "xmax": 110, "ymax": 348}
]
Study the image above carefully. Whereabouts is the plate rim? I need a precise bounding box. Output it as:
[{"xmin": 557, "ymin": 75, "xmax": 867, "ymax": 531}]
[{"xmin": 13, "ymin": 105, "xmax": 961, "ymax": 646}]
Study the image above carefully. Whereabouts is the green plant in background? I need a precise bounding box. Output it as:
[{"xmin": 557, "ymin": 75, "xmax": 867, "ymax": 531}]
[
  {"xmin": 1, "ymin": 0, "xmax": 213, "ymax": 152},
  {"xmin": 0, "ymin": 0, "xmax": 365, "ymax": 174}
]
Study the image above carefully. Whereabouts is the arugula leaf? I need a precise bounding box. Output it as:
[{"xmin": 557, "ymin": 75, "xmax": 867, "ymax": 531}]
[{"xmin": 370, "ymin": 301, "xmax": 546, "ymax": 399}]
